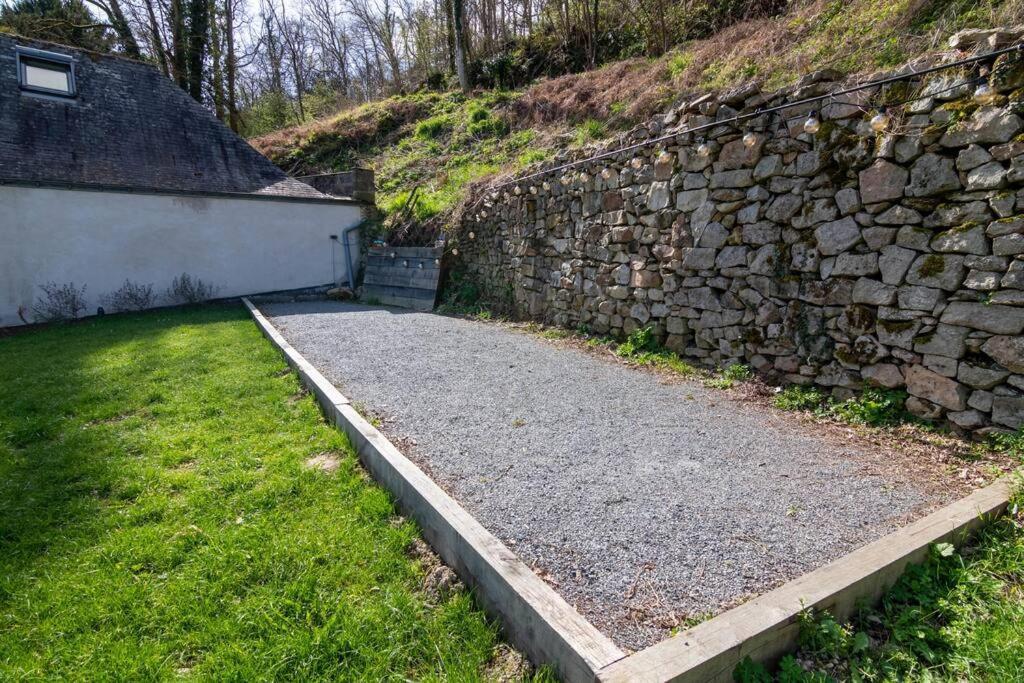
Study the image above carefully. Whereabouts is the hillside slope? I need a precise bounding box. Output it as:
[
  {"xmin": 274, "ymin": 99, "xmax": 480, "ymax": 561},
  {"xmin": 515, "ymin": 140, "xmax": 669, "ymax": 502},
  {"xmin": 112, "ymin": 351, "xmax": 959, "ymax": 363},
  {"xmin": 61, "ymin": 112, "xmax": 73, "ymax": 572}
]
[{"xmin": 251, "ymin": 0, "xmax": 1024, "ymax": 237}]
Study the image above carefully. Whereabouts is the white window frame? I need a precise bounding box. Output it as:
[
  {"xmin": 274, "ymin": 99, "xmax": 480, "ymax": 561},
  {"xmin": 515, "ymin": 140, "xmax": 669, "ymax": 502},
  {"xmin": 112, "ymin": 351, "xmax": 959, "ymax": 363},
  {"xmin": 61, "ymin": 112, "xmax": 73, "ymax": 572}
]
[{"xmin": 16, "ymin": 46, "xmax": 76, "ymax": 98}]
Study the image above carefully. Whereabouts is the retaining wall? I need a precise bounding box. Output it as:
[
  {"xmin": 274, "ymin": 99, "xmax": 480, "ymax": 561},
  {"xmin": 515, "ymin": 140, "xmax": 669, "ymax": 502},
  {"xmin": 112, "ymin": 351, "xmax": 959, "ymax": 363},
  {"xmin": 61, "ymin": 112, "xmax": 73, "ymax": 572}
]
[{"xmin": 457, "ymin": 46, "xmax": 1024, "ymax": 435}]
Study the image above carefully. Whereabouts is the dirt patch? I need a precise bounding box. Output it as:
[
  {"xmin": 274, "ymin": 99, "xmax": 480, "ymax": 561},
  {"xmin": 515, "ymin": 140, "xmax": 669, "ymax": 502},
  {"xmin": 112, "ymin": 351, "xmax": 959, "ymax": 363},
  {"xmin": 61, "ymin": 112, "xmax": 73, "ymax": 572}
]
[{"xmin": 303, "ymin": 452, "xmax": 342, "ymax": 474}]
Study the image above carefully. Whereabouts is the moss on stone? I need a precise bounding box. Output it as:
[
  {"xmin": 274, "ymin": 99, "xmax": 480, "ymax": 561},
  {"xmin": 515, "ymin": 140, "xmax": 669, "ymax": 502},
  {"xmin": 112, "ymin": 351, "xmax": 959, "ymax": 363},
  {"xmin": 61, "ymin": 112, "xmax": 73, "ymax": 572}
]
[{"xmin": 917, "ymin": 254, "xmax": 946, "ymax": 278}]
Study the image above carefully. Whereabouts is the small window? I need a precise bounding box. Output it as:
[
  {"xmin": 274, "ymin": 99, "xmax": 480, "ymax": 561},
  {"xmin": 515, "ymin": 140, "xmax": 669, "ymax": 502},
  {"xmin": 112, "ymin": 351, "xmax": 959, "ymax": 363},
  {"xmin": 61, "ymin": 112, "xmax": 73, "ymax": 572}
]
[{"xmin": 16, "ymin": 47, "xmax": 75, "ymax": 97}]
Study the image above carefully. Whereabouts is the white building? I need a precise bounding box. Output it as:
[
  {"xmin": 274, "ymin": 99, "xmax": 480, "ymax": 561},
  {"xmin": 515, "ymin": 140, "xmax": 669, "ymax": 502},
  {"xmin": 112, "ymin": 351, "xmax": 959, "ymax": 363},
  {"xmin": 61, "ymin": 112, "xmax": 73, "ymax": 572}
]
[{"xmin": 0, "ymin": 35, "xmax": 367, "ymax": 327}]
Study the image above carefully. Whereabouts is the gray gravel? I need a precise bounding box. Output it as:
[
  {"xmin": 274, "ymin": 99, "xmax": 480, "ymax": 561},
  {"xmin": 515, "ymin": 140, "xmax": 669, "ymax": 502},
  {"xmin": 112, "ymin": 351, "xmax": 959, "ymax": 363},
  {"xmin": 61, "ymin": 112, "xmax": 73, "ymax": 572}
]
[{"xmin": 264, "ymin": 301, "xmax": 941, "ymax": 650}]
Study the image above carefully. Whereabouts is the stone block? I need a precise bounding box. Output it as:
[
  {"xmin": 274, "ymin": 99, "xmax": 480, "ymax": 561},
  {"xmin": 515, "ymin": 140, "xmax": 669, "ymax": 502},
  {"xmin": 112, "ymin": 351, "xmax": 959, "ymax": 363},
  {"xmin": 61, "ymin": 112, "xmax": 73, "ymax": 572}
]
[
  {"xmin": 982, "ymin": 335, "xmax": 1024, "ymax": 373},
  {"xmin": 905, "ymin": 254, "xmax": 966, "ymax": 291},
  {"xmin": 940, "ymin": 302, "xmax": 1024, "ymax": 335},
  {"xmin": 859, "ymin": 159, "xmax": 907, "ymax": 204},
  {"xmin": 907, "ymin": 153, "xmax": 962, "ymax": 197},
  {"xmin": 905, "ymin": 364, "xmax": 969, "ymax": 411},
  {"xmin": 814, "ymin": 217, "xmax": 862, "ymax": 256}
]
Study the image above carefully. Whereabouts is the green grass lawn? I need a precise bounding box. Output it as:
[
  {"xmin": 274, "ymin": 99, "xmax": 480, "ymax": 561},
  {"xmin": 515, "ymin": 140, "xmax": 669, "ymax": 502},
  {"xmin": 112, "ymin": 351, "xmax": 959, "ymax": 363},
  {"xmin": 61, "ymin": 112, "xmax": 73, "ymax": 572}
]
[{"xmin": 0, "ymin": 306, "xmax": 510, "ymax": 680}]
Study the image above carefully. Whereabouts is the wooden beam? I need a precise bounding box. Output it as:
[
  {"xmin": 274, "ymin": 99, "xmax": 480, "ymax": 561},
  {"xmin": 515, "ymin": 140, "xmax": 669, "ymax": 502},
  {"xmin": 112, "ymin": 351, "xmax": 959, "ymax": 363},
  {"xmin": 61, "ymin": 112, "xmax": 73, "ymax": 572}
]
[{"xmin": 243, "ymin": 299, "xmax": 626, "ymax": 683}]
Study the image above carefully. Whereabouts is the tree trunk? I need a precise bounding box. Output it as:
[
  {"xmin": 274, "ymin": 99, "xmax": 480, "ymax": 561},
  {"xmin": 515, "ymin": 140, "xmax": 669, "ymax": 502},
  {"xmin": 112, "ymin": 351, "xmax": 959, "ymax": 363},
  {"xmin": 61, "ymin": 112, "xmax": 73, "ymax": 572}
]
[
  {"xmin": 224, "ymin": 0, "xmax": 240, "ymax": 131},
  {"xmin": 186, "ymin": 0, "xmax": 209, "ymax": 101},
  {"xmin": 452, "ymin": 0, "xmax": 468, "ymax": 92},
  {"xmin": 170, "ymin": 0, "xmax": 188, "ymax": 89},
  {"xmin": 142, "ymin": 0, "xmax": 170, "ymax": 76},
  {"xmin": 209, "ymin": 0, "xmax": 225, "ymax": 120}
]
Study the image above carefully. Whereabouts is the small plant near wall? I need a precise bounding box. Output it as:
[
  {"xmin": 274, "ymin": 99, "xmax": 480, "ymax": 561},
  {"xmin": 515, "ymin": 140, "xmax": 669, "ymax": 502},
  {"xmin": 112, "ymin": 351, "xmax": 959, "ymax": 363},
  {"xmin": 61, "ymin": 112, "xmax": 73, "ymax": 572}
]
[
  {"xmin": 165, "ymin": 273, "xmax": 219, "ymax": 304},
  {"xmin": 100, "ymin": 280, "xmax": 155, "ymax": 312},
  {"xmin": 31, "ymin": 282, "xmax": 87, "ymax": 322}
]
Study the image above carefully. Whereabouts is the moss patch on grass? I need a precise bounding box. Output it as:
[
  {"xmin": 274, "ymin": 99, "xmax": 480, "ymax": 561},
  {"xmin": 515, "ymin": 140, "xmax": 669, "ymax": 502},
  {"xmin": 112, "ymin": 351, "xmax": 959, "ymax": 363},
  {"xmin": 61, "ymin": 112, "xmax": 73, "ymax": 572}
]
[{"xmin": 0, "ymin": 306, "xmax": 512, "ymax": 679}]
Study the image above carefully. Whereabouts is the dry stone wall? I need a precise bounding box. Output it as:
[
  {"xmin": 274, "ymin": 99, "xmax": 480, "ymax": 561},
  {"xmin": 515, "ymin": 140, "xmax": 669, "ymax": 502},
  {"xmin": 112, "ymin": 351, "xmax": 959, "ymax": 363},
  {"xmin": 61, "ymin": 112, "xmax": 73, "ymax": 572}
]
[{"xmin": 456, "ymin": 44, "xmax": 1024, "ymax": 435}]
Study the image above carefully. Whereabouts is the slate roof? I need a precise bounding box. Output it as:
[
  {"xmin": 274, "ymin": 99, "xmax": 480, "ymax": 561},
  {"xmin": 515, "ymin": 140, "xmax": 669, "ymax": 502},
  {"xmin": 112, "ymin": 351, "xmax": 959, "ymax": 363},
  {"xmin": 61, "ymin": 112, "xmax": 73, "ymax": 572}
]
[{"xmin": 0, "ymin": 34, "xmax": 333, "ymax": 201}]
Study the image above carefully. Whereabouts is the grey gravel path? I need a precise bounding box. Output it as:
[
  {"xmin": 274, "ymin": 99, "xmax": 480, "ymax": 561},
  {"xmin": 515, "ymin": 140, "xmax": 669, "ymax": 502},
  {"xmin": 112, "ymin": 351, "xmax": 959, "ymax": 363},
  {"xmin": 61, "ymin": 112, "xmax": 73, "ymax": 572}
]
[{"xmin": 264, "ymin": 301, "xmax": 942, "ymax": 650}]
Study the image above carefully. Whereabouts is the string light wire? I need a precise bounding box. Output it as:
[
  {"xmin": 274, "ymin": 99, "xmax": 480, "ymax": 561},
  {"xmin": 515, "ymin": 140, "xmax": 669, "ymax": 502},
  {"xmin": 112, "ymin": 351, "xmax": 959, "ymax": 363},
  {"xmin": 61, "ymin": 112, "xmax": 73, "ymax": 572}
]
[{"xmin": 478, "ymin": 43, "xmax": 1022, "ymax": 197}]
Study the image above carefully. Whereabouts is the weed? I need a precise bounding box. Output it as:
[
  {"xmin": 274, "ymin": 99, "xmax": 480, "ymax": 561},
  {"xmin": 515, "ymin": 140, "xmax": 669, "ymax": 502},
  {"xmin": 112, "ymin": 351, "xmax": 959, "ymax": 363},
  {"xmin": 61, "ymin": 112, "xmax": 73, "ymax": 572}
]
[
  {"xmin": 988, "ymin": 428, "xmax": 1024, "ymax": 459},
  {"xmin": 613, "ymin": 327, "xmax": 696, "ymax": 376},
  {"xmin": 414, "ymin": 114, "xmax": 456, "ymax": 139},
  {"xmin": 774, "ymin": 385, "xmax": 914, "ymax": 429},
  {"xmin": 828, "ymin": 388, "xmax": 910, "ymax": 427},
  {"xmin": 705, "ymin": 363, "xmax": 752, "ymax": 389},
  {"xmin": 540, "ymin": 328, "xmax": 570, "ymax": 340},
  {"xmin": 773, "ymin": 386, "xmax": 826, "ymax": 412},
  {"xmin": 31, "ymin": 281, "xmax": 88, "ymax": 322},
  {"xmin": 165, "ymin": 273, "xmax": 219, "ymax": 304},
  {"xmin": 574, "ymin": 118, "xmax": 606, "ymax": 145},
  {"xmin": 100, "ymin": 280, "xmax": 156, "ymax": 313}
]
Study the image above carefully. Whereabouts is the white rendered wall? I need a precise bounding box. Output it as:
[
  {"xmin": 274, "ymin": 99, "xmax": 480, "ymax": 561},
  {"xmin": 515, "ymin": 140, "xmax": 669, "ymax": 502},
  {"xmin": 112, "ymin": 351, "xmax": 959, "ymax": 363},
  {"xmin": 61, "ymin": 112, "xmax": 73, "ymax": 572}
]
[{"xmin": 0, "ymin": 185, "xmax": 363, "ymax": 326}]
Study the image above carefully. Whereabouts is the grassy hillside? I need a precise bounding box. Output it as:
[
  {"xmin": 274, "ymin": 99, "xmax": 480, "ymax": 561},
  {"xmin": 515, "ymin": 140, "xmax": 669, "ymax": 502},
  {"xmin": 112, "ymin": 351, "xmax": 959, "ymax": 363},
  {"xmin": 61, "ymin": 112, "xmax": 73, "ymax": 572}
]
[{"xmin": 251, "ymin": 0, "xmax": 1024, "ymax": 235}]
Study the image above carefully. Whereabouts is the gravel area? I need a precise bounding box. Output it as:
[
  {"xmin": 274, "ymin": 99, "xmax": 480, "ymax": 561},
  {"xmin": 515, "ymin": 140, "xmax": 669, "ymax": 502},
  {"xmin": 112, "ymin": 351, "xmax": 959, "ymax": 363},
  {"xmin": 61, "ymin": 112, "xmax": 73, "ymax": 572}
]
[{"xmin": 264, "ymin": 301, "xmax": 947, "ymax": 651}]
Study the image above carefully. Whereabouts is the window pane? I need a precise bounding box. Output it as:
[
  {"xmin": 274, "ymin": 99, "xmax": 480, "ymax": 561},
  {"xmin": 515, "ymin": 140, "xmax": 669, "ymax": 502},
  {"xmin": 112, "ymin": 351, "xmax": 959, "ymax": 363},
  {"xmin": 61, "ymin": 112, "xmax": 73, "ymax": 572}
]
[{"xmin": 24, "ymin": 61, "xmax": 70, "ymax": 93}]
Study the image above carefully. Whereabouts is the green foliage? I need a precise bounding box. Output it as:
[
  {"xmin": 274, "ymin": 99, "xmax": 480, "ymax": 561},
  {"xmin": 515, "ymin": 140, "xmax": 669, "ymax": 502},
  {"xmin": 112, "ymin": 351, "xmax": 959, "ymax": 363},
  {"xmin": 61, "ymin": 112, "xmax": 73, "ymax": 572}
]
[
  {"xmin": 615, "ymin": 326, "xmax": 660, "ymax": 358},
  {"xmin": 1, "ymin": 0, "xmax": 113, "ymax": 52},
  {"xmin": 415, "ymin": 113, "xmax": 457, "ymax": 139},
  {"xmin": 756, "ymin": 507, "xmax": 1024, "ymax": 681},
  {"xmin": 613, "ymin": 327, "xmax": 696, "ymax": 376},
  {"xmin": 773, "ymin": 386, "xmax": 827, "ymax": 412},
  {"xmin": 574, "ymin": 118, "xmax": 606, "ymax": 145},
  {"xmin": 773, "ymin": 386, "xmax": 913, "ymax": 429},
  {"xmin": 706, "ymin": 363, "xmax": 753, "ymax": 389},
  {"xmin": 0, "ymin": 306, "xmax": 508, "ymax": 679},
  {"xmin": 829, "ymin": 388, "xmax": 910, "ymax": 427},
  {"xmin": 666, "ymin": 51, "xmax": 694, "ymax": 79},
  {"xmin": 989, "ymin": 428, "xmax": 1024, "ymax": 458}
]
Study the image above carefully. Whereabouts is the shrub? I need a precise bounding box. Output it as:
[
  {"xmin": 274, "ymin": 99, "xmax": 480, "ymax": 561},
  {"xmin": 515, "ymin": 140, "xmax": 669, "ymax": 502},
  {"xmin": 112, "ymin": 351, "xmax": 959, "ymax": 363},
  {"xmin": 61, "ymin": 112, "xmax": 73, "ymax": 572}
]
[
  {"xmin": 100, "ymin": 280, "xmax": 155, "ymax": 312},
  {"xmin": 829, "ymin": 388, "xmax": 910, "ymax": 427},
  {"xmin": 574, "ymin": 118, "xmax": 606, "ymax": 144},
  {"xmin": 165, "ymin": 273, "xmax": 219, "ymax": 304},
  {"xmin": 616, "ymin": 326, "xmax": 659, "ymax": 358},
  {"xmin": 32, "ymin": 282, "xmax": 88, "ymax": 322},
  {"xmin": 465, "ymin": 104, "xmax": 509, "ymax": 138},
  {"xmin": 414, "ymin": 114, "xmax": 455, "ymax": 139},
  {"xmin": 773, "ymin": 386, "xmax": 827, "ymax": 412}
]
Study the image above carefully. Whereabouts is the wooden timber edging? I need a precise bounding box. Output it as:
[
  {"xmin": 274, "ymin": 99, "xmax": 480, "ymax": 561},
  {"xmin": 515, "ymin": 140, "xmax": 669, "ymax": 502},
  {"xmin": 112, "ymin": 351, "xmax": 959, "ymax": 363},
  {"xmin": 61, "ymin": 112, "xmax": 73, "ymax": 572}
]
[
  {"xmin": 243, "ymin": 297, "xmax": 1018, "ymax": 683},
  {"xmin": 242, "ymin": 298, "xmax": 626, "ymax": 683},
  {"xmin": 597, "ymin": 475, "xmax": 1017, "ymax": 682}
]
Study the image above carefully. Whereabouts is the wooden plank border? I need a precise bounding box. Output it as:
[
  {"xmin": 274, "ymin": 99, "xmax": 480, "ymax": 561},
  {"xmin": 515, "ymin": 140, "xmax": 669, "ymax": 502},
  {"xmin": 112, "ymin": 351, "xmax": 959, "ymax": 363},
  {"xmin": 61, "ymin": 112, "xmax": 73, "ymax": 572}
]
[
  {"xmin": 244, "ymin": 298, "xmax": 1016, "ymax": 683},
  {"xmin": 242, "ymin": 299, "xmax": 626, "ymax": 683},
  {"xmin": 597, "ymin": 475, "xmax": 1017, "ymax": 683}
]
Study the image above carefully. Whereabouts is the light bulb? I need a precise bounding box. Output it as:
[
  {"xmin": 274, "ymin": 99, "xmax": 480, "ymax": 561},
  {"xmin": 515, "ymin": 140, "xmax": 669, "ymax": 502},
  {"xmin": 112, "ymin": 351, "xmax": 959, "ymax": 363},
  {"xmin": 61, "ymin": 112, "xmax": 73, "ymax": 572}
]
[
  {"xmin": 542, "ymin": 181, "xmax": 551, "ymax": 191},
  {"xmin": 742, "ymin": 131, "xmax": 758, "ymax": 147},
  {"xmin": 630, "ymin": 157, "xmax": 644, "ymax": 169},
  {"xmin": 434, "ymin": 259, "xmax": 440, "ymax": 266},
  {"xmin": 389, "ymin": 251, "xmax": 396, "ymax": 258},
  {"xmin": 452, "ymin": 248, "xmax": 459, "ymax": 256},
  {"xmin": 468, "ymin": 231, "xmax": 475, "ymax": 240},
  {"xmin": 973, "ymin": 81, "xmax": 997, "ymax": 105},
  {"xmin": 657, "ymin": 151, "xmax": 673, "ymax": 166},
  {"xmin": 696, "ymin": 141, "xmax": 711, "ymax": 157},
  {"xmin": 601, "ymin": 167, "xmax": 613, "ymax": 179},
  {"xmin": 804, "ymin": 111, "xmax": 821, "ymax": 134},
  {"xmin": 418, "ymin": 262, "xmax": 424, "ymax": 269},
  {"xmin": 529, "ymin": 185, "xmax": 537, "ymax": 194},
  {"xmin": 402, "ymin": 260, "xmax": 409, "ymax": 267},
  {"xmin": 870, "ymin": 109, "xmax": 890, "ymax": 133}
]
